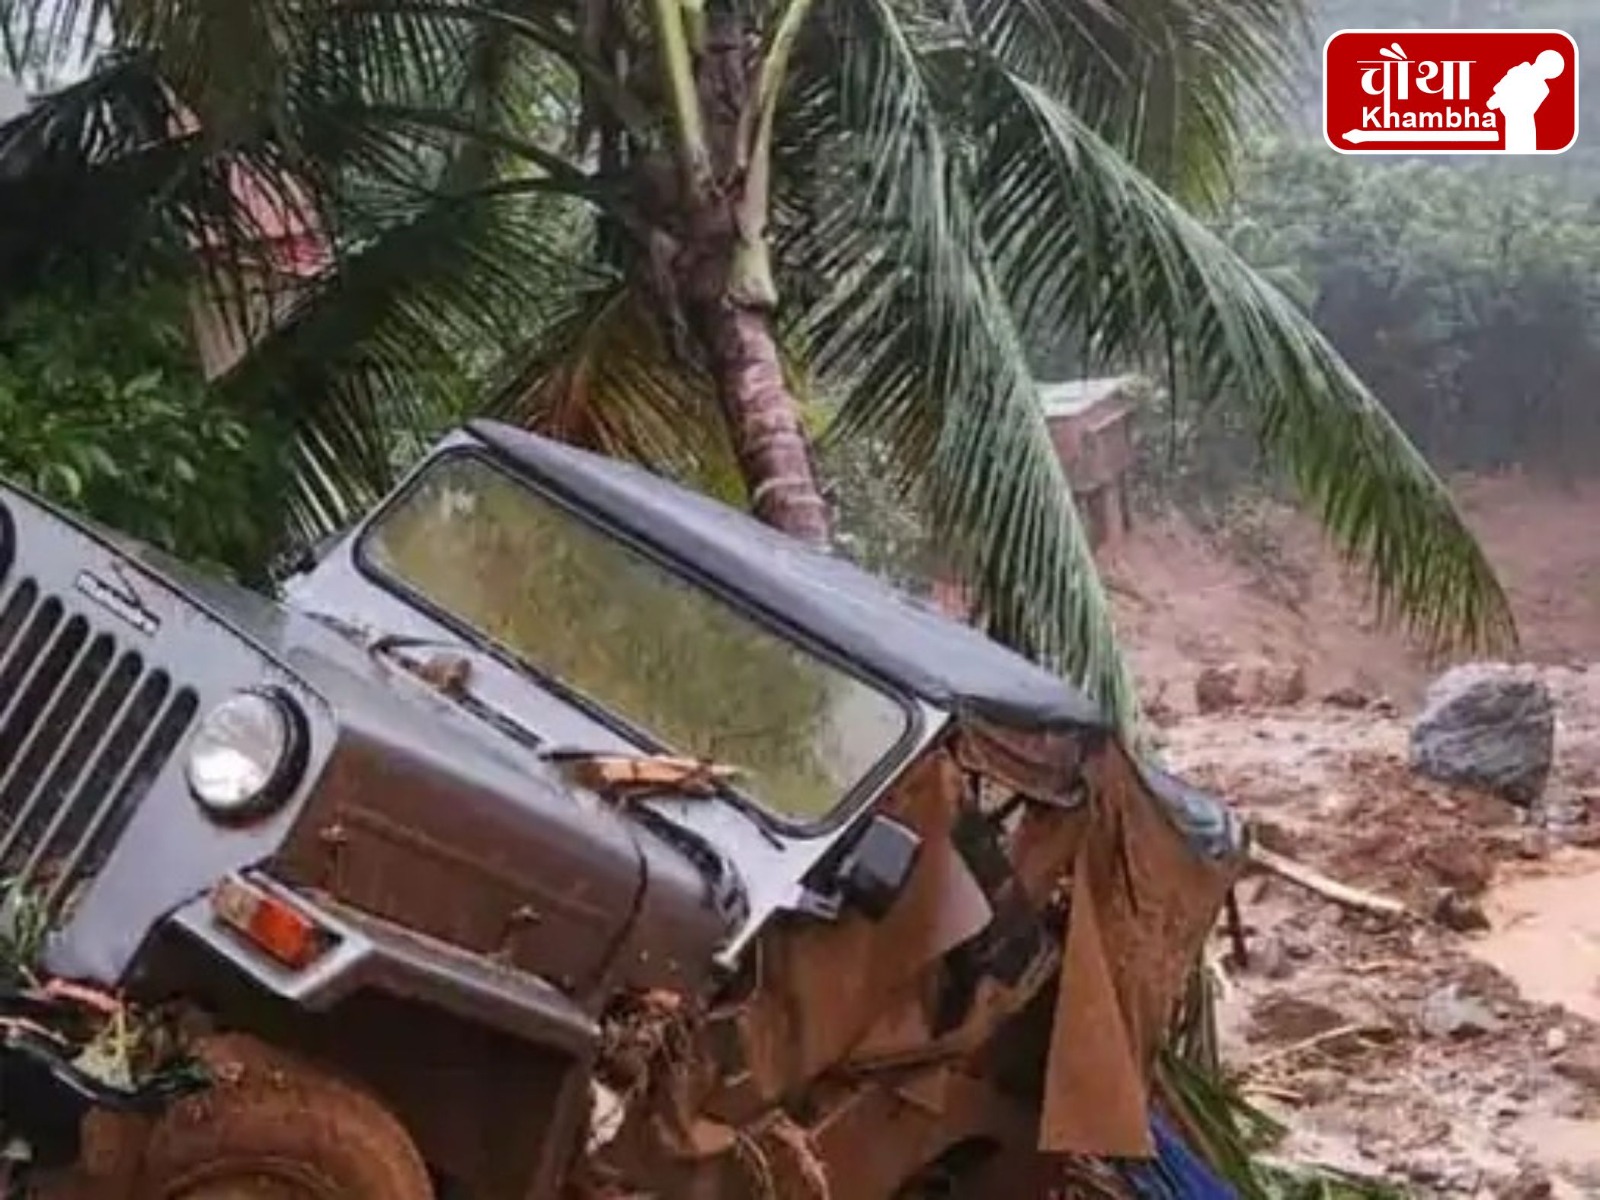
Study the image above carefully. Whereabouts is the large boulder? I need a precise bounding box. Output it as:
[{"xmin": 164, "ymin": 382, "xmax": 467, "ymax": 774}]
[{"xmin": 1409, "ymin": 664, "xmax": 1556, "ymax": 805}]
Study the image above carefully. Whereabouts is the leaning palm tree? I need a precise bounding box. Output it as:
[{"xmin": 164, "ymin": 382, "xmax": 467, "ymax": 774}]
[{"xmin": 0, "ymin": 0, "xmax": 1515, "ymax": 733}]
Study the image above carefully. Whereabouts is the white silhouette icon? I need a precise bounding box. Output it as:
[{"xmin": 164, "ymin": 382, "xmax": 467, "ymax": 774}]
[{"xmin": 1487, "ymin": 49, "xmax": 1566, "ymax": 153}]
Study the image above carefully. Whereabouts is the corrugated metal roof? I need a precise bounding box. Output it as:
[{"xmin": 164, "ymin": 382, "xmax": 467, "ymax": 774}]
[{"xmin": 1038, "ymin": 374, "xmax": 1142, "ymax": 420}]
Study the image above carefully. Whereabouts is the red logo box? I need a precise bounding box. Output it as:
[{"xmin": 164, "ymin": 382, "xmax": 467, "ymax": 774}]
[{"xmin": 1324, "ymin": 29, "xmax": 1579, "ymax": 155}]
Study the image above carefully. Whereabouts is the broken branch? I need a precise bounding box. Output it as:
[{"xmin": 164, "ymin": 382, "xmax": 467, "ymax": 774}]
[
  {"xmin": 1248, "ymin": 845, "xmax": 1408, "ymax": 917},
  {"xmin": 1245, "ymin": 1021, "xmax": 1393, "ymax": 1071}
]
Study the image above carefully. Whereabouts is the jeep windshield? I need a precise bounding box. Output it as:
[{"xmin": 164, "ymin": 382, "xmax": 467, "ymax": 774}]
[{"xmin": 359, "ymin": 454, "xmax": 911, "ymax": 824}]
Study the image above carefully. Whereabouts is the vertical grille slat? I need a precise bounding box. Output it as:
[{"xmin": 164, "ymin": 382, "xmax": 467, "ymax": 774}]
[
  {"xmin": 0, "ymin": 581, "xmax": 36, "ymax": 669},
  {"xmin": 0, "ymin": 635, "xmax": 118, "ymax": 861},
  {"xmin": 37, "ymin": 683, "xmax": 198, "ymax": 910},
  {"xmin": 0, "ymin": 576, "xmax": 199, "ymax": 921},
  {"xmin": 0, "ymin": 622, "xmax": 101, "ymax": 820},
  {"xmin": 0, "ymin": 505, "xmax": 11, "ymax": 588},
  {"xmin": 0, "ymin": 590, "xmax": 59, "ymax": 716}
]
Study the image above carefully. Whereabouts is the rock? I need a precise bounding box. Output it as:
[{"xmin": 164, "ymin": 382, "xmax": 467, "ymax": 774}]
[
  {"xmin": 1250, "ymin": 935, "xmax": 1294, "ymax": 980},
  {"xmin": 1403, "ymin": 1150, "xmax": 1453, "ymax": 1184},
  {"xmin": 1295, "ymin": 1067, "xmax": 1346, "ymax": 1104},
  {"xmin": 1323, "ymin": 685, "xmax": 1373, "ymax": 710},
  {"xmin": 1552, "ymin": 1044, "xmax": 1600, "ymax": 1092},
  {"xmin": 1420, "ymin": 984, "xmax": 1503, "ymax": 1038},
  {"xmin": 1410, "ymin": 664, "xmax": 1557, "ymax": 806},
  {"xmin": 1268, "ymin": 662, "xmax": 1310, "ymax": 707},
  {"xmin": 1546, "ymin": 1027, "xmax": 1569, "ymax": 1055},
  {"xmin": 1517, "ymin": 829, "xmax": 1554, "ymax": 860},
  {"xmin": 1282, "ymin": 932, "xmax": 1315, "ymax": 961},
  {"xmin": 1495, "ymin": 1167, "xmax": 1553, "ymax": 1200},
  {"xmin": 1433, "ymin": 889, "xmax": 1492, "ymax": 932},
  {"xmin": 1423, "ymin": 837, "xmax": 1495, "ymax": 894},
  {"xmin": 1194, "ymin": 664, "xmax": 1243, "ymax": 714}
]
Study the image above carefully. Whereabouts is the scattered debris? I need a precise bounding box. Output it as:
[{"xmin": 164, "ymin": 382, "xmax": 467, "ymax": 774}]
[
  {"xmin": 1194, "ymin": 660, "xmax": 1309, "ymax": 713},
  {"xmin": 1322, "ymin": 686, "xmax": 1373, "ymax": 710},
  {"xmin": 1156, "ymin": 664, "xmax": 1600, "ymax": 1196},
  {"xmin": 1419, "ymin": 984, "xmax": 1503, "ymax": 1039},
  {"xmin": 557, "ymin": 753, "xmax": 743, "ymax": 799}
]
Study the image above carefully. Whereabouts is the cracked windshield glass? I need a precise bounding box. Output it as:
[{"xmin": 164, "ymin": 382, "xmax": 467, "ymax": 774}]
[{"xmin": 363, "ymin": 456, "xmax": 909, "ymax": 821}]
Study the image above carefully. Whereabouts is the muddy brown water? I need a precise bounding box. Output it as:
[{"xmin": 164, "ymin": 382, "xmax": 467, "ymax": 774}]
[{"xmin": 1472, "ymin": 851, "xmax": 1600, "ymax": 1024}]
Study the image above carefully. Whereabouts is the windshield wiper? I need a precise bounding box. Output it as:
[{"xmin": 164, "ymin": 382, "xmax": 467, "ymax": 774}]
[{"xmin": 365, "ymin": 633, "xmax": 547, "ymax": 756}]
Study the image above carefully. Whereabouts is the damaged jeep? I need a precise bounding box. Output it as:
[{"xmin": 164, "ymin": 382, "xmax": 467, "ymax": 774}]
[{"xmin": 0, "ymin": 420, "xmax": 1246, "ymax": 1199}]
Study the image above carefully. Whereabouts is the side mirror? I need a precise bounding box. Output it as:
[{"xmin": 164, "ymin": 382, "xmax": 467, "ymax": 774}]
[{"xmin": 836, "ymin": 815, "xmax": 921, "ymax": 921}]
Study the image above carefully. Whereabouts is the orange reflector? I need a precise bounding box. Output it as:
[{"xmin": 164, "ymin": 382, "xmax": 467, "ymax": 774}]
[{"xmin": 211, "ymin": 876, "xmax": 328, "ymax": 970}]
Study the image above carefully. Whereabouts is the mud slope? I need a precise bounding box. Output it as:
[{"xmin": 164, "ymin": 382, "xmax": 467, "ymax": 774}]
[
  {"xmin": 1106, "ymin": 473, "xmax": 1600, "ymax": 714},
  {"xmin": 1117, "ymin": 474, "xmax": 1600, "ymax": 1197}
]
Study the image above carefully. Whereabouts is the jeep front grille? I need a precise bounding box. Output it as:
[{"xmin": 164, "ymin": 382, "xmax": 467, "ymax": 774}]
[{"xmin": 0, "ymin": 575, "xmax": 198, "ymax": 919}]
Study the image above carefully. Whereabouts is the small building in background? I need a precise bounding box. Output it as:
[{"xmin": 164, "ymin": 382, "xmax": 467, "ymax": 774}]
[
  {"xmin": 1039, "ymin": 374, "xmax": 1142, "ymax": 554},
  {"xmin": 188, "ymin": 162, "xmax": 330, "ymax": 379},
  {"xmin": 928, "ymin": 374, "xmax": 1144, "ymax": 620}
]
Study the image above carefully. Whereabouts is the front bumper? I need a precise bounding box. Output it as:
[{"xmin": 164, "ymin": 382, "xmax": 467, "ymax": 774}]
[{"xmin": 0, "ymin": 994, "xmax": 205, "ymax": 1172}]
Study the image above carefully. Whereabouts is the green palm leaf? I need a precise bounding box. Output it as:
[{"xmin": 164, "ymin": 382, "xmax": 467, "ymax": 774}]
[
  {"xmin": 217, "ymin": 180, "xmax": 593, "ymax": 540},
  {"xmin": 972, "ymin": 65, "xmax": 1514, "ymax": 654},
  {"xmin": 964, "ymin": 0, "xmax": 1307, "ymax": 203},
  {"xmin": 785, "ymin": 0, "xmax": 1141, "ymax": 726}
]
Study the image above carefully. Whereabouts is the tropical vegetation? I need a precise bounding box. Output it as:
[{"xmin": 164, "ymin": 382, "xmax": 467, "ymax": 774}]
[{"xmin": 0, "ymin": 0, "xmax": 1515, "ymax": 735}]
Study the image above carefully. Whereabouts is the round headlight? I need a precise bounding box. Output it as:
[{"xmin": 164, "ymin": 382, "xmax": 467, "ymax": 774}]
[{"xmin": 186, "ymin": 691, "xmax": 305, "ymax": 820}]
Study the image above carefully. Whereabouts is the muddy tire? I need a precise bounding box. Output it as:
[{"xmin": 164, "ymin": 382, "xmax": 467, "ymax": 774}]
[{"xmin": 132, "ymin": 1034, "xmax": 434, "ymax": 1200}]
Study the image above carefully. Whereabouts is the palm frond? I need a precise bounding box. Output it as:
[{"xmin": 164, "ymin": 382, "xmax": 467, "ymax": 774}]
[
  {"xmin": 963, "ymin": 0, "xmax": 1308, "ymax": 203},
  {"xmin": 0, "ymin": 53, "xmax": 334, "ymax": 333},
  {"xmin": 488, "ymin": 279, "xmax": 745, "ymax": 502},
  {"xmin": 971, "ymin": 66, "xmax": 1514, "ymax": 655},
  {"xmin": 783, "ymin": 0, "xmax": 1140, "ymax": 728},
  {"xmin": 216, "ymin": 180, "xmax": 592, "ymax": 541}
]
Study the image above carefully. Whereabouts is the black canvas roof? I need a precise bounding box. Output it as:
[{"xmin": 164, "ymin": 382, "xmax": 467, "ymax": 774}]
[{"xmin": 468, "ymin": 420, "xmax": 1107, "ymax": 733}]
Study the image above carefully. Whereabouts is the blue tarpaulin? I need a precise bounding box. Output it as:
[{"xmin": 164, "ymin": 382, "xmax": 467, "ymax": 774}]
[{"xmin": 1118, "ymin": 1115, "xmax": 1238, "ymax": 1200}]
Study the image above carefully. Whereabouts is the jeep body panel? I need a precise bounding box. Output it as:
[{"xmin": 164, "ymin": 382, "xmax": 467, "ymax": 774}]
[
  {"xmin": 0, "ymin": 485, "xmax": 733, "ymax": 1006},
  {"xmin": 285, "ymin": 429, "xmax": 954, "ymax": 962}
]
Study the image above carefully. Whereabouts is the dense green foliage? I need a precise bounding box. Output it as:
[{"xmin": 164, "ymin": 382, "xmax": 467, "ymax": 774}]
[
  {"xmin": 1233, "ymin": 143, "xmax": 1600, "ymax": 477},
  {"xmin": 1147, "ymin": 137, "xmax": 1600, "ymax": 509},
  {"xmin": 0, "ymin": 0, "xmax": 1520, "ymax": 730},
  {"xmin": 0, "ymin": 275, "xmax": 284, "ymax": 576},
  {"xmin": 1135, "ymin": 0, "xmax": 1600, "ymax": 511}
]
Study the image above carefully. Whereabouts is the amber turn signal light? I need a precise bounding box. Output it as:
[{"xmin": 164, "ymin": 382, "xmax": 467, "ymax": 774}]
[{"xmin": 210, "ymin": 875, "xmax": 331, "ymax": 970}]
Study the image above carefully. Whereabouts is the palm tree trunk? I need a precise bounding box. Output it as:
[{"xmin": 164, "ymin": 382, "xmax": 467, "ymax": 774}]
[
  {"xmin": 695, "ymin": 297, "xmax": 831, "ymax": 544},
  {"xmin": 664, "ymin": 10, "xmax": 830, "ymax": 546}
]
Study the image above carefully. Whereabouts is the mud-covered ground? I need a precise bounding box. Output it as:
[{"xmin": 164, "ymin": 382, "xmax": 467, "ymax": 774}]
[
  {"xmin": 1154, "ymin": 654, "xmax": 1600, "ymax": 1198},
  {"xmin": 1099, "ymin": 474, "xmax": 1600, "ymax": 1197}
]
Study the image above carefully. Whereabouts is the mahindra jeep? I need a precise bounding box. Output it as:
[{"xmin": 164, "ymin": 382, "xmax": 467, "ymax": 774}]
[{"xmin": 0, "ymin": 420, "xmax": 1245, "ymax": 1199}]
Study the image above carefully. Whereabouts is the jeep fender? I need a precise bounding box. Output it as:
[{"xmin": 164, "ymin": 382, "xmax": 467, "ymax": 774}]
[
  {"xmin": 163, "ymin": 881, "xmax": 598, "ymax": 1199},
  {"xmin": 166, "ymin": 882, "xmax": 598, "ymax": 1055}
]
